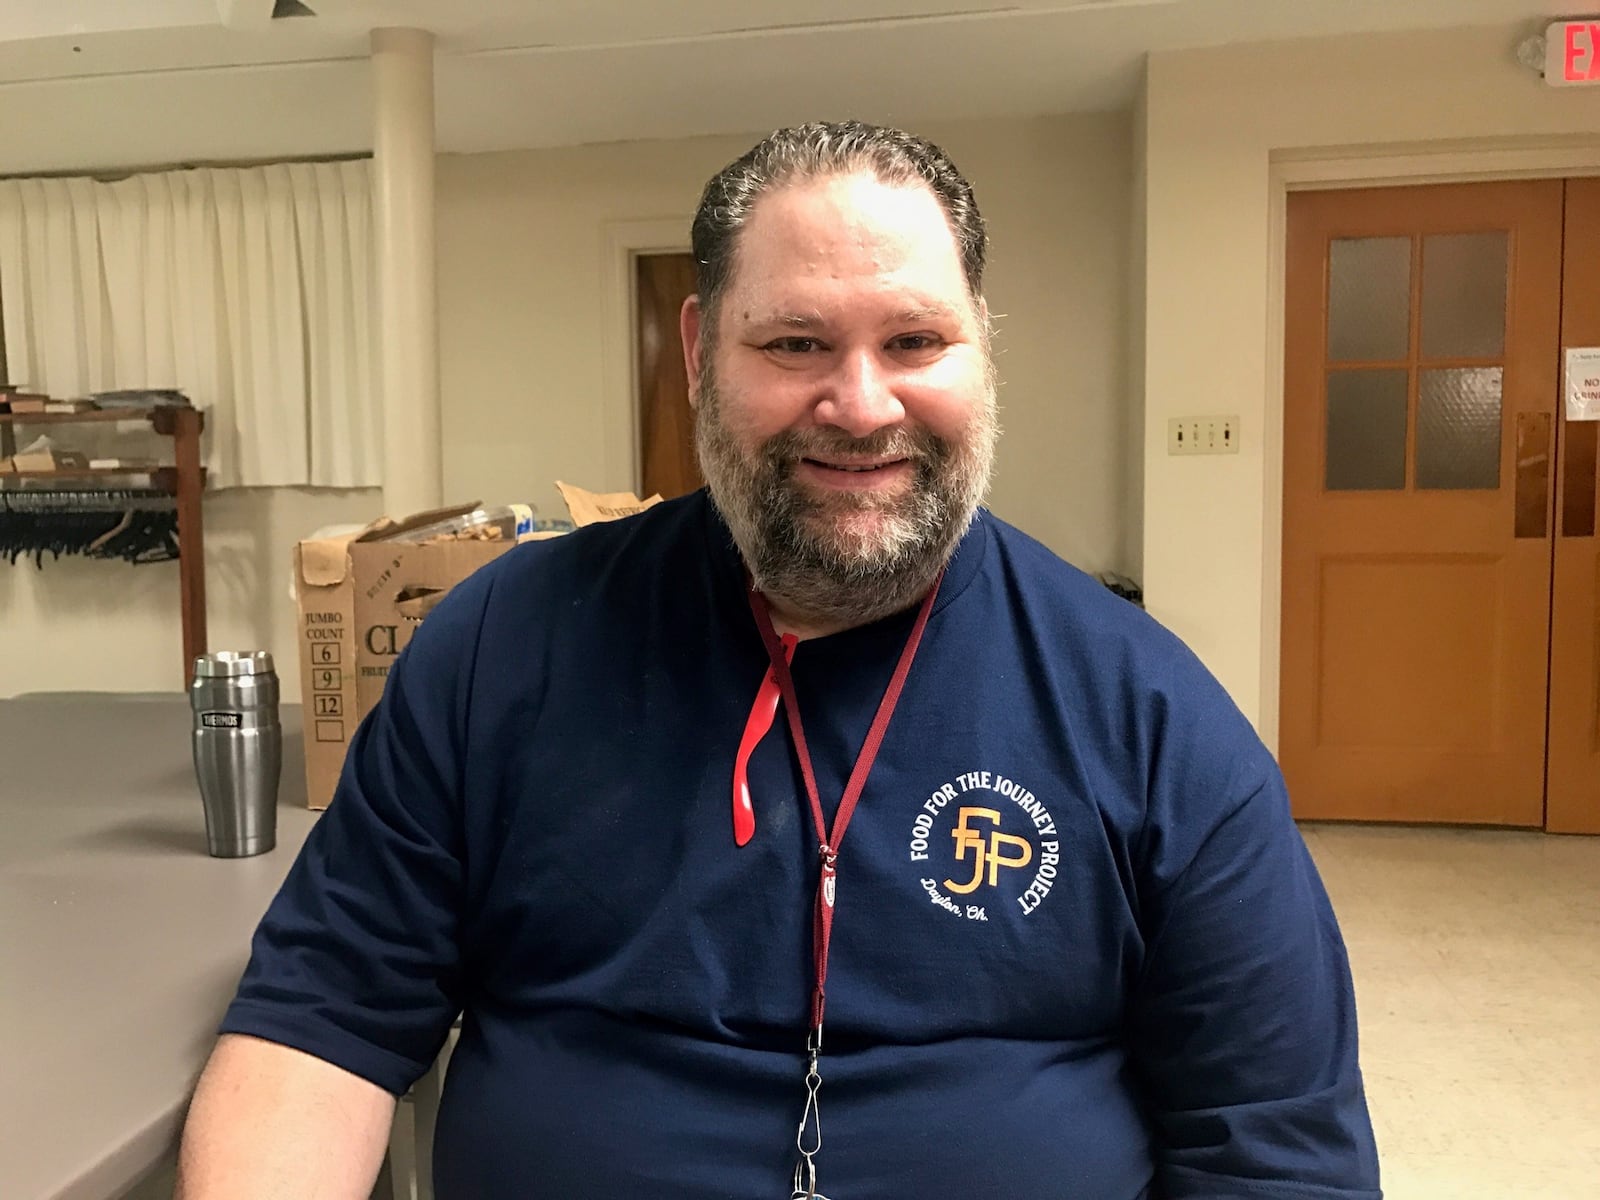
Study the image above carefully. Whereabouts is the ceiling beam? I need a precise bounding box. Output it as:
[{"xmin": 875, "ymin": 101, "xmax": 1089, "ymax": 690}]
[{"xmin": 215, "ymin": 0, "xmax": 279, "ymax": 29}]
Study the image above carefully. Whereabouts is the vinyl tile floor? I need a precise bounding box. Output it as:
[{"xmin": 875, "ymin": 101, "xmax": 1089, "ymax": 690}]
[{"xmin": 1301, "ymin": 824, "xmax": 1600, "ymax": 1199}]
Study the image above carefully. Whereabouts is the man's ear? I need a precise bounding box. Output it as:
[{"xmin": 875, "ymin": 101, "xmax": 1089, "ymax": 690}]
[{"xmin": 681, "ymin": 294, "xmax": 706, "ymax": 409}]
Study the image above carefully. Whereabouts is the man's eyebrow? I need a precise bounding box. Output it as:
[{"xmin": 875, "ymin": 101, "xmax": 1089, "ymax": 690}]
[
  {"xmin": 743, "ymin": 311, "xmax": 825, "ymax": 330},
  {"xmin": 743, "ymin": 306, "xmax": 961, "ymax": 328},
  {"xmin": 895, "ymin": 305, "xmax": 960, "ymax": 323}
]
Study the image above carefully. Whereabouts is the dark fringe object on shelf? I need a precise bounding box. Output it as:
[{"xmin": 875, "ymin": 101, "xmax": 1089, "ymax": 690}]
[{"xmin": 0, "ymin": 490, "xmax": 181, "ymax": 566}]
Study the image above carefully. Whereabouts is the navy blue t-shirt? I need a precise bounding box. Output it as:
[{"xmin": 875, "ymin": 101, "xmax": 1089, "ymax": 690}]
[{"xmin": 223, "ymin": 491, "xmax": 1380, "ymax": 1198}]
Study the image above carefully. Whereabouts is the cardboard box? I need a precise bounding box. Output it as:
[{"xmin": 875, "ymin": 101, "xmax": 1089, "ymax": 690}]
[
  {"xmin": 293, "ymin": 502, "xmax": 508, "ymax": 810},
  {"xmin": 294, "ymin": 486, "xmax": 660, "ymax": 810}
]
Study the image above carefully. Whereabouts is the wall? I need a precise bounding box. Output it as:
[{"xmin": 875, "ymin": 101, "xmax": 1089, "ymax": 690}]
[
  {"xmin": 1, "ymin": 111, "xmax": 1134, "ymax": 698},
  {"xmin": 0, "ymin": 62, "xmax": 371, "ymax": 176},
  {"xmin": 1125, "ymin": 79, "xmax": 1147, "ymax": 580},
  {"xmin": 972, "ymin": 113, "xmax": 1132, "ymax": 571},
  {"xmin": 1141, "ymin": 23, "xmax": 1600, "ymax": 736}
]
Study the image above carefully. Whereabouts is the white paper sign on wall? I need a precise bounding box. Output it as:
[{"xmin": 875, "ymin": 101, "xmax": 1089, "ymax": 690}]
[{"xmin": 1567, "ymin": 347, "xmax": 1600, "ymax": 421}]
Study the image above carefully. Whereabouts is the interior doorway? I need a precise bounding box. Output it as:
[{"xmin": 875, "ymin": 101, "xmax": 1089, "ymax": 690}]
[
  {"xmin": 1281, "ymin": 178, "xmax": 1600, "ymax": 833},
  {"xmin": 634, "ymin": 251, "xmax": 703, "ymax": 501}
]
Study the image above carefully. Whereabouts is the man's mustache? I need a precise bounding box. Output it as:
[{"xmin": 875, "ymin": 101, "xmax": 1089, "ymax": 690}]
[{"xmin": 762, "ymin": 427, "xmax": 945, "ymax": 466}]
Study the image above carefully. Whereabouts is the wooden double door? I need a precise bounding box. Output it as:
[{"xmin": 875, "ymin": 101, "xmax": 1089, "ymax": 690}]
[{"xmin": 1282, "ymin": 178, "xmax": 1600, "ymax": 833}]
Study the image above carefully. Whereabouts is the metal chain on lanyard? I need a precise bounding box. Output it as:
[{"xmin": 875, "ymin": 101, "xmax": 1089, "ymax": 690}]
[
  {"xmin": 790, "ymin": 1024, "xmax": 825, "ymax": 1199},
  {"xmin": 746, "ymin": 572, "xmax": 943, "ymax": 1200}
]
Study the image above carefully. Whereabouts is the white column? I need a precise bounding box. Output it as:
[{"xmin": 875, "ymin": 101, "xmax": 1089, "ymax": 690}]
[{"xmin": 371, "ymin": 27, "xmax": 442, "ymax": 516}]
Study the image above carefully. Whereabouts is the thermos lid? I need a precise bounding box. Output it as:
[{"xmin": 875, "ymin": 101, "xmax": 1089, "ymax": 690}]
[{"xmin": 193, "ymin": 650, "xmax": 276, "ymax": 678}]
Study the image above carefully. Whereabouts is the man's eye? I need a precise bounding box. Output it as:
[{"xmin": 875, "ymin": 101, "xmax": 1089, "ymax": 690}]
[
  {"xmin": 890, "ymin": 334, "xmax": 943, "ymax": 353},
  {"xmin": 765, "ymin": 337, "xmax": 821, "ymax": 354}
]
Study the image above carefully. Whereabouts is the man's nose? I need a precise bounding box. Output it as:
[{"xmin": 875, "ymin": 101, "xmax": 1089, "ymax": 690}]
[{"xmin": 815, "ymin": 349, "xmax": 905, "ymax": 439}]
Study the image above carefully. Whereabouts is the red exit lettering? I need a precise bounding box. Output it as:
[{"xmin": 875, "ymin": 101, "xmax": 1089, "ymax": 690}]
[{"xmin": 1563, "ymin": 22, "xmax": 1600, "ymax": 82}]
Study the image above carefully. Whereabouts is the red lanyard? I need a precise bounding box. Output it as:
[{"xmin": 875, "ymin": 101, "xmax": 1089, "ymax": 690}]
[
  {"xmin": 745, "ymin": 572, "xmax": 942, "ymax": 1031},
  {"xmin": 744, "ymin": 573, "xmax": 942, "ymax": 1200},
  {"xmin": 732, "ymin": 634, "xmax": 797, "ymax": 847}
]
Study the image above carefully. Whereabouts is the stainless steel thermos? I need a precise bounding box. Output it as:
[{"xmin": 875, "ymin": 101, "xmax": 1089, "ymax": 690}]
[{"xmin": 190, "ymin": 651, "xmax": 282, "ymax": 858}]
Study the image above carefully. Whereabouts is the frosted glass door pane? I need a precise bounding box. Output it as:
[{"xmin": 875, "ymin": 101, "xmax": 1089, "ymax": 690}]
[
  {"xmin": 1328, "ymin": 237, "xmax": 1411, "ymax": 362},
  {"xmin": 1417, "ymin": 368, "xmax": 1502, "ymax": 490},
  {"xmin": 1420, "ymin": 233, "xmax": 1508, "ymax": 359},
  {"xmin": 1327, "ymin": 369, "xmax": 1409, "ymax": 491}
]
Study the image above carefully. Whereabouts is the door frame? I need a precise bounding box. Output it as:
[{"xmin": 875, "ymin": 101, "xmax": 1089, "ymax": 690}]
[
  {"xmin": 600, "ymin": 217, "xmax": 693, "ymax": 495},
  {"xmin": 1260, "ymin": 137, "xmax": 1600, "ymax": 752}
]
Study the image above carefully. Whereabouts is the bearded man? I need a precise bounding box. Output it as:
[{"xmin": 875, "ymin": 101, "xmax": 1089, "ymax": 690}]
[{"xmin": 178, "ymin": 123, "xmax": 1380, "ymax": 1200}]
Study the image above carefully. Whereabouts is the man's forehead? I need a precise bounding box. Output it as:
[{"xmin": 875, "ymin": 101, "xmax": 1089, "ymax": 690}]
[
  {"xmin": 739, "ymin": 171, "xmax": 952, "ymax": 250},
  {"xmin": 719, "ymin": 173, "xmax": 970, "ymax": 314}
]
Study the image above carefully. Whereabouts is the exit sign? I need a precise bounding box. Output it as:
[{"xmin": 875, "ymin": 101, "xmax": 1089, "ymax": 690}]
[{"xmin": 1545, "ymin": 18, "xmax": 1600, "ymax": 85}]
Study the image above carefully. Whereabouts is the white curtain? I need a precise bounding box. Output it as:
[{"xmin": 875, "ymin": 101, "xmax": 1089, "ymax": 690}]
[{"xmin": 0, "ymin": 161, "xmax": 381, "ymax": 489}]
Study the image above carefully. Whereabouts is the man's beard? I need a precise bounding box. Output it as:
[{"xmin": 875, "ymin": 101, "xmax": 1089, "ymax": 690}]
[{"xmin": 694, "ymin": 365, "xmax": 998, "ymax": 629}]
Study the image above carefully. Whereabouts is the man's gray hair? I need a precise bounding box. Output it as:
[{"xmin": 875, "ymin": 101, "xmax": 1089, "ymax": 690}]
[{"xmin": 690, "ymin": 121, "xmax": 988, "ymax": 335}]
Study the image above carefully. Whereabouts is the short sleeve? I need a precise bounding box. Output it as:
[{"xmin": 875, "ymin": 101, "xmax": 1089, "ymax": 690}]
[
  {"xmin": 1126, "ymin": 772, "xmax": 1382, "ymax": 1198},
  {"xmin": 219, "ymin": 569, "xmax": 491, "ymax": 1096}
]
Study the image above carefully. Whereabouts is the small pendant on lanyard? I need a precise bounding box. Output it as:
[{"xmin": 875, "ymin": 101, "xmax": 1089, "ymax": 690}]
[
  {"xmin": 791, "ymin": 1022, "xmax": 826, "ymax": 1198},
  {"xmin": 794, "ymin": 850, "xmax": 832, "ymax": 1199}
]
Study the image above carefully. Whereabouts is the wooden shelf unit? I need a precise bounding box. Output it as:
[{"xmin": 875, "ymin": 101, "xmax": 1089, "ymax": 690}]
[
  {"xmin": 0, "ymin": 404, "xmax": 208, "ymax": 684},
  {"xmin": 0, "ymin": 408, "xmax": 178, "ymax": 426}
]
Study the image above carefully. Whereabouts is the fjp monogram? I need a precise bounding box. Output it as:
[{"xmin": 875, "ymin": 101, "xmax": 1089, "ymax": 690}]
[{"xmin": 944, "ymin": 806, "xmax": 1033, "ymax": 894}]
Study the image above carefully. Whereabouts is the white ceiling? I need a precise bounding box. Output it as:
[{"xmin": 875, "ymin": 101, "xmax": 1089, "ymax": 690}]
[{"xmin": 0, "ymin": 0, "xmax": 1574, "ymax": 173}]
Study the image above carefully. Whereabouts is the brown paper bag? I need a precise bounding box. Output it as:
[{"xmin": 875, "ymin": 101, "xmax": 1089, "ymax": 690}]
[{"xmin": 555, "ymin": 481, "xmax": 664, "ymax": 527}]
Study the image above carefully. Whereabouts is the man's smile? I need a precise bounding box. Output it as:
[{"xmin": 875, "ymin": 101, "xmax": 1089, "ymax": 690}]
[{"xmin": 795, "ymin": 457, "xmax": 914, "ymax": 491}]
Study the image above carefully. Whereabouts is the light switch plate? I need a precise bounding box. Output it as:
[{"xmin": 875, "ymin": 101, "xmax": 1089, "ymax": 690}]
[{"xmin": 1167, "ymin": 416, "xmax": 1240, "ymax": 455}]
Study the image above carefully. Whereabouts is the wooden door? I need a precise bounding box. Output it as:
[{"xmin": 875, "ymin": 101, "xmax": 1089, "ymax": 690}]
[
  {"xmin": 1281, "ymin": 181, "xmax": 1564, "ymax": 826},
  {"xmin": 1548, "ymin": 179, "xmax": 1600, "ymax": 835},
  {"xmin": 636, "ymin": 252, "xmax": 703, "ymax": 500}
]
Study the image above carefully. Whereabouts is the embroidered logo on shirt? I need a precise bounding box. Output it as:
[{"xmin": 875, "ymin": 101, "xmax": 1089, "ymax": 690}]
[
  {"xmin": 945, "ymin": 806, "xmax": 1033, "ymax": 892},
  {"xmin": 907, "ymin": 770, "xmax": 1060, "ymax": 921}
]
